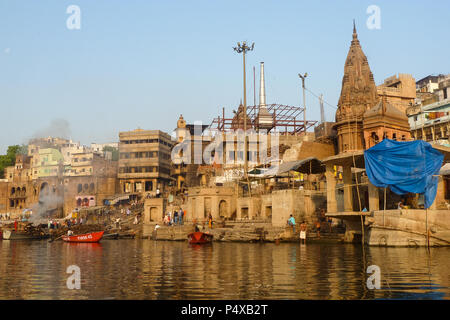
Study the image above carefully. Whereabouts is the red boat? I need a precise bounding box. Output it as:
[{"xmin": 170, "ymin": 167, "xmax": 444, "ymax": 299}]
[
  {"xmin": 62, "ymin": 231, "xmax": 104, "ymax": 243},
  {"xmin": 187, "ymin": 232, "xmax": 213, "ymax": 244}
]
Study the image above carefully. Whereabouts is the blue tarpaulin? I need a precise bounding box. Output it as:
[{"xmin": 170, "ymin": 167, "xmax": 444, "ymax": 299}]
[{"xmin": 364, "ymin": 139, "xmax": 444, "ymax": 209}]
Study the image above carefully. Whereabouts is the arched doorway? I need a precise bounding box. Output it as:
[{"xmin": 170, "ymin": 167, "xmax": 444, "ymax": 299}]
[
  {"xmin": 150, "ymin": 207, "xmax": 158, "ymax": 222},
  {"xmin": 219, "ymin": 200, "xmax": 228, "ymax": 218}
]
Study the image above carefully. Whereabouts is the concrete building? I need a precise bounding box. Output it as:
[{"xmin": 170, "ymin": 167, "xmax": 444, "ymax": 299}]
[
  {"xmin": 118, "ymin": 129, "xmax": 174, "ymax": 194},
  {"xmin": 34, "ymin": 148, "xmax": 64, "ymax": 178},
  {"xmin": 90, "ymin": 142, "xmax": 118, "ymax": 152},
  {"xmin": 416, "ymin": 74, "xmax": 444, "ymax": 93},
  {"xmin": 377, "ymin": 73, "xmax": 416, "ymax": 113},
  {"xmin": 407, "ymin": 74, "xmax": 450, "ymax": 145}
]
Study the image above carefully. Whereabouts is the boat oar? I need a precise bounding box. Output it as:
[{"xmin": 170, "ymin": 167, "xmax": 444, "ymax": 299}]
[{"xmin": 48, "ymin": 234, "xmax": 63, "ymax": 243}]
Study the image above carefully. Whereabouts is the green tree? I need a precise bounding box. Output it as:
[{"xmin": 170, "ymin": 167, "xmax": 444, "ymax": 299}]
[
  {"xmin": 103, "ymin": 146, "xmax": 119, "ymax": 161},
  {"xmin": 0, "ymin": 145, "xmax": 24, "ymax": 178}
]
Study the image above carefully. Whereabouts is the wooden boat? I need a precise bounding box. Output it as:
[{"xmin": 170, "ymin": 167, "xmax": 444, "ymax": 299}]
[
  {"xmin": 118, "ymin": 232, "xmax": 135, "ymax": 239},
  {"xmin": 62, "ymin": 231, "xmax": 104, "ymax": 243},
  {"xmin": 103, "ymin": 233, "xmax": 119, "ymax": 240},
  {"xmin": 187, "ymin": 231, "xmax": 213, "ymax": 244},
  {"xmin": 2, "ymin": 230, "xmax": 49, "ymax": 240}
]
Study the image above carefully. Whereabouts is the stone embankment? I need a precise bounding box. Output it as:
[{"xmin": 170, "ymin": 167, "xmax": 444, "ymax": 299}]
[{"xmin": 143, "ymin": 220, "xmax": 344, "ymax": 243}]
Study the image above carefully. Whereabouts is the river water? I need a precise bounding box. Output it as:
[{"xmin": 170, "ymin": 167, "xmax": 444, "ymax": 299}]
[{"xmin": 0, "ymin": 240, "xmax": 448, "ymax": 300}]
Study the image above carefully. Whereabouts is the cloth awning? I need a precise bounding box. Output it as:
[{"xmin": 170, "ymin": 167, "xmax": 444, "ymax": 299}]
[
  {"xmin": 262, "ymin": 157, "xmax": 325, "ymax": 177},
  {"xmin": 365, "ymin": 139, "xmax": 444, "ymax": 209}
]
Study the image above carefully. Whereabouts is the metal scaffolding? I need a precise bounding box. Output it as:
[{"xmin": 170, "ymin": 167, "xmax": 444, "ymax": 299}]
[{"xmin": 209, "ymin": 104, "xmax": 317, "ymax": 134}]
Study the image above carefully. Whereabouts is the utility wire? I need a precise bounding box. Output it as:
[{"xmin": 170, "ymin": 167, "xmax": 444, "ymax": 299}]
[{"xmin": 304, "ymin": 86, "xmax": 338, "ymax": 110}]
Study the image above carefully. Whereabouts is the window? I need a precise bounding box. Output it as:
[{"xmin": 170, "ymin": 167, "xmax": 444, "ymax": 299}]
[{"xmin": 444, "ymin": 88, "xmax": 448, "ymax": 100}]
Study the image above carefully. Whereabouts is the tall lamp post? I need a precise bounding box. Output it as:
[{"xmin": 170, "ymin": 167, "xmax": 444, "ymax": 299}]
[
  {"xmin": 298, "ymin": 73, "xmax": 308, "ymax": 133},
  {"xmin": 234, "ymin": 41, "xmax": 254, "ymax": 177}
]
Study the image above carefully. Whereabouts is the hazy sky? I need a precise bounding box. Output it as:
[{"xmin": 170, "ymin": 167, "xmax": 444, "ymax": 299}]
[{"xmin": 0, "ymin": 0, "xmax": 449, "ymax": 153}]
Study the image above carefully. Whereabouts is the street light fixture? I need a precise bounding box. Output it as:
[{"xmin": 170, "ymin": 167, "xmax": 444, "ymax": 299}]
[{"xmin": 234, "ymin": 41, "xmax": 254, "ymax": 177}]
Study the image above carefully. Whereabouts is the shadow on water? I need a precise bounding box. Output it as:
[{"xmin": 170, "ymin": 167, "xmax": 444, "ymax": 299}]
[{"xmin": 0, "ymin": 240, "xmax": 448, "ymax": 299}]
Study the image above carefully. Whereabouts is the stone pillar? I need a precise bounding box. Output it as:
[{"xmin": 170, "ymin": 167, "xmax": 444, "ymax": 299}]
[
  {"xmin": 430, "ymin": 176, "xmax": 444, "ymax": 210},
  {"xmin": 368, "ymin": 181, "xmax": 379, "ymax": 212},
  {"xmin": 325, "ymin": 164, "xmax": 337, "ymax": 213},
  {"xmin": 343, "ymin": 166, "xmax": 353, "ymax": 212}
]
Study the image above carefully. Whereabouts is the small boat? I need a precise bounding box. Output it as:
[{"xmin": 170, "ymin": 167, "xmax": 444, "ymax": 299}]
[
  {"xmin": 103, "ymin": 233, "xmax": 119, "ymax": 240},
  {"xmin": 62, "ymin": 231, "xmax": 104, "ymax": 243},
  {"xmin": 187, "ymin": 231, "xmax": 213, "ymax": 244},
  {"xmin": 2, "ymin": 230, "xmax": 49, "ymax": 240},
  {"xmin": 118, "ymin": 232, "xmax": 135, "ymax": 239}
]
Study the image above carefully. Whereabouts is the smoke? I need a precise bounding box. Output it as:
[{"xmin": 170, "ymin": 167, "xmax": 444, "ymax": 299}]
[
  {"xmin": 28, "ymin": 186, "xmax": 65, "ymax": 226},
  {"xmin": 32, "ymin": 118, "xmax": 72, "ymax": 140}
]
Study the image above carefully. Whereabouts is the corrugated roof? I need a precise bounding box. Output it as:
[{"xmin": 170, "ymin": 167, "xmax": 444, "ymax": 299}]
[{"xmin": 263, "ymin": 157, "xmax": 324, "ymax": 177}]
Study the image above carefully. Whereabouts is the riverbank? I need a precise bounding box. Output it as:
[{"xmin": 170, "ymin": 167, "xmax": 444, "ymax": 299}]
[{"xmin": 143, "ymin": 221, "xmax": 345, "ymax": 243}]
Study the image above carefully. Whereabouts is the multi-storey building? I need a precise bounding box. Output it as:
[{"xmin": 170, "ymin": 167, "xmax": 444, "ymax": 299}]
[
  {"xmin": 407, "ymin": 74, "xmax": 450, "ymax": 145},
  {"xmin": 0, "ymin": 138, "xmax": 119, "ymax": 219},
  {"xmin": 118, "ymin": 129, "xmax": 174, "ymax": 194}
]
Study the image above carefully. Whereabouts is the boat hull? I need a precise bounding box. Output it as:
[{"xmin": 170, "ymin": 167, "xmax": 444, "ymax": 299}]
[
  {"xmin": 103, "ymin": 233, "xmax": 119, "ymax": 240},
  {"xmin": 2, "ymin": 230, "xmax": 48, "ymax": 240},
  {"xmin": 62, "ymin": 231, "xmax": 104, "ymax": 243},
  {"xmin": 188, "ymin": 232, "xmax": 213, "ymax": 244}
]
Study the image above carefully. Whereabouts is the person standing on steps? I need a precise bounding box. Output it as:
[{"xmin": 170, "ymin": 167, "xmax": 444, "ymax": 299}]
[
  {"xmin": 173, "ymin": 210, "xmax": 178, "ymax": 225},
  {"xmin": 299, "ymin": 221, "xmax": 307, "ymax": 244},
  {"xmin": 178, "ymin": 208, "xmax": 183, "ymax": 225},
  {"xmin": 208, "ymin": 214, "xmax": 213, "ymax": 229},
  {"xmin": 288, "ymin": 214, "xmax": 296, "ymax": 233},
  {"xmin": 315, "ymin": 220, "xmax": 321, "ymax": 239}
]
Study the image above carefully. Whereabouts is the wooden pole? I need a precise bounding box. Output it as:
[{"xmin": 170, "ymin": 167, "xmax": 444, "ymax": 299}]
[
  {"xmin": 383, "ymin": 187, "xmax": 387, "ymax": 227},
  {"xmin": 426, "ymin": 208, "xmax": 430, "ymax": 250}
]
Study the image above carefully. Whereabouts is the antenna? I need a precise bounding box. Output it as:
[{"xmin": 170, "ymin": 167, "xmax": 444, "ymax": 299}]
[{"xmin": 320, "ymin": 94, "xmax": 325, "ymax": 123}]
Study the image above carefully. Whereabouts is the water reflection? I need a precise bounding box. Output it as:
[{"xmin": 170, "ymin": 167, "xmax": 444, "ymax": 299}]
[{"xmin": 0, "ymin": 240, "xmax": 448, "ymax": 299}]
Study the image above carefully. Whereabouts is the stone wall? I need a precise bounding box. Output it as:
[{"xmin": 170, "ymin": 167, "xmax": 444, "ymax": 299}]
[
  {"xmin": 271, "ymin": 189, "xmax": 326, "ymax": 227},
  {"xmin": 186, "ymin": 186, "xmax": 235, "ymax": 222},
  {"xmin": 236, "ymin": 197, "xmax": 262, "ymax": 220},
  {"xmin": 144, "ymin": 198, "xmax": 167, "ymax": 223}
]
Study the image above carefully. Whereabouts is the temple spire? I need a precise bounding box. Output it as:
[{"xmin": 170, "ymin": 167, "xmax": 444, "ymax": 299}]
[{"xmin": 352, "ymin": 19, "xmax": 358, "ymax": 40}]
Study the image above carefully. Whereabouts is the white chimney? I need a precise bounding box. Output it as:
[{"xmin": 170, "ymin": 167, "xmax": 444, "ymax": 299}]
[
  {"xmin": 259, "ymin": 62, "xmax": 266, "ymax": 108},
  {"xmin": 257, "ymin": 62, "xmax": 273, "ymax": 130}
]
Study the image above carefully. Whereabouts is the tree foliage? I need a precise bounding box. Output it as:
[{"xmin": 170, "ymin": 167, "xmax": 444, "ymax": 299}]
[
  {"xmin": 0, "ymin": 145, "xmax": 25, "ymax": 178},
  {"xmin": 103, "ymin": 146, "xmax": 119, "ymax": 161}
]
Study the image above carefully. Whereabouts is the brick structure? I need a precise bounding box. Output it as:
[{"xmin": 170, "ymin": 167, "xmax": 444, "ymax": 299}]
[{"xmin": 335, "ymin": 22, "xmax": 379, "ymax": 154}]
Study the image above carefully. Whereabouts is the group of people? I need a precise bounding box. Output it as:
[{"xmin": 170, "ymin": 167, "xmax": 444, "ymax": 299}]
[
  {"xmin": 0, "ymin": 213, "xmax": 11, "ymax": 220},
  {"xmin": 120, "ymin": 207, "xmax": 132, "ymax": 216},
  {"xmin": 48, "ymin": 220, "xmax": 62, "ymax": 230},
  {"xmin": 287, "ymin": 215, "xmax": 308, "ymax": 244},
  {"xmin": 145, "ymin": 188, "xmax": 162, "ymax": 199},
  {"xmin": 65, "ymin": 217, "xmax": 84, "ymax": 228},
  {"xmin": 287, "ymin": 208, "xmax": 333, "ymax": 243},
  {"xmin": 164, "ymin": 208, "xmax": 185, "ymax": 226}
]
